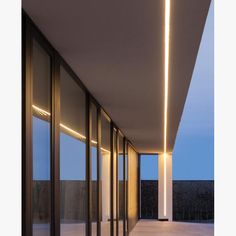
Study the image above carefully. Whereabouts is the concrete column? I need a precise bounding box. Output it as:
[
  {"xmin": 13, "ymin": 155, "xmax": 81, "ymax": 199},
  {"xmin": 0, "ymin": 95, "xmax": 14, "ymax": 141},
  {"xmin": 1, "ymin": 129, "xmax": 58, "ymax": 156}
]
[{"xmin": 158, "ymin": 153, "xmax": 172, "ymax": 221}]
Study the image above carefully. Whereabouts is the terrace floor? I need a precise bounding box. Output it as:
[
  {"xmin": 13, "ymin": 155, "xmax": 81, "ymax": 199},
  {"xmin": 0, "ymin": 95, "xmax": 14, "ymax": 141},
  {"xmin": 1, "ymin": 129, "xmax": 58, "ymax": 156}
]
[{"xmin": 130, "ymin": 220, "xmax": 214, "ymax": 236}]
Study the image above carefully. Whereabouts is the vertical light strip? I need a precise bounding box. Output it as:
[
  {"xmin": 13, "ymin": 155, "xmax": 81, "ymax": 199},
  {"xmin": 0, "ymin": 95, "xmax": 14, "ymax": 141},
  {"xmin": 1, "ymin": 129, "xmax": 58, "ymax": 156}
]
[{"xmin": 163, "ymin": 0, "xmax": 171, "ymax": 217}]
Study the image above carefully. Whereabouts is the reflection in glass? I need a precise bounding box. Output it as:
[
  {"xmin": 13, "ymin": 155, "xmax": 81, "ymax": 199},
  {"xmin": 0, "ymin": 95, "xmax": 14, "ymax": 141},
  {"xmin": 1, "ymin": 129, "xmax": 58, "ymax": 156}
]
[
  {"xmin": 32, "ymin": 40, "xmax": 51, "ymax": 236},
  {"xmin": 60, "ymin": 66, "xmax": 86, "ymax": 236},
  {"xmin": 118, "ymin": 134, "xmax": 124, "ymax": 236},
  {"xmin": 101, "ymin": 113, "xmax": 111, "ymax": 236},
  {"xmin": 91, "ymin": 103, "xmax": 98, "ymax": 236}
]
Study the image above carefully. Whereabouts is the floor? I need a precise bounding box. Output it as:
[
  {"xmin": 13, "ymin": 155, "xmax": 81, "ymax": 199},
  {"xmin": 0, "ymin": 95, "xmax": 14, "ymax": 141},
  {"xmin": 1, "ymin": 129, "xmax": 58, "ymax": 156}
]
[
  {"xmin": 33, "ymin": 221, "xmax": 124, "ymax": 236},
  {"xmin": 130, "ymin": 220, "xmax": 214, "ymax": 236}
]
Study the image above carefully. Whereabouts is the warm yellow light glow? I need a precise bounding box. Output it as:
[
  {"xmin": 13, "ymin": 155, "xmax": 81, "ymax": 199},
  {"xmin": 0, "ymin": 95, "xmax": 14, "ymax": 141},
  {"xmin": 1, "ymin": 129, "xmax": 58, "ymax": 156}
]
[
  {"xmin": 32, "ymin": 105, "xmax": 51, "ymax": 116},
  {"xmin": 60, "ymin": 123, "xmax": 86, "ymax": 140},
  {"xmin": 32, "ymin": 105, "xmax": 110, "ymax": 154},
  {"xmin": 163, "ymin": 0, "xmax": 171, "ymax": 217}
]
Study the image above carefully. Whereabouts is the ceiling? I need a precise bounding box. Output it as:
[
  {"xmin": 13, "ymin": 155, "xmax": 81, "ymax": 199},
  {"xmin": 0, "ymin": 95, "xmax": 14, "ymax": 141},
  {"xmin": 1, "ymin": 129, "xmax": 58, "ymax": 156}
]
[{"xmin": 23, "ymin": 0, "xmax": 211, "ymax": 153}]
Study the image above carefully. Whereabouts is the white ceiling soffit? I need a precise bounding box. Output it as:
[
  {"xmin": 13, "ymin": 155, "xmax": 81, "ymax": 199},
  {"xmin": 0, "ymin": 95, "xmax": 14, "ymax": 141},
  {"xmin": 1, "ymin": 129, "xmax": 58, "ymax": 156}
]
[{"xmin": 23, "ymin": 0, "xmax": 211, "ymax": 153}]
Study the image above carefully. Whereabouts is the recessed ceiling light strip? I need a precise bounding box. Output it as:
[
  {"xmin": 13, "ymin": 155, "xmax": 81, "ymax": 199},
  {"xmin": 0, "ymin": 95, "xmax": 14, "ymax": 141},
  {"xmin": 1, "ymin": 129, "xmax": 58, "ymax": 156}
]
[{"xmin": 163, "ymin": 0, "xmax": 171, "ymax": 217}]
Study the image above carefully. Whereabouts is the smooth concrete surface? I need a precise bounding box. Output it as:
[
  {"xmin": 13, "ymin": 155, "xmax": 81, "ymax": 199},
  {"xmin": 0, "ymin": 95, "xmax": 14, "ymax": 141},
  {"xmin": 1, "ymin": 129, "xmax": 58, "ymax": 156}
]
[
  {"xmin": 130, "ymin": 220, "xmax": 214, "ymax": 236},
  {"xmin": 23, "ymin": 0, "xmax": 211, "ymax": 153},
  {"xmin": 158, "ymin": 154, "xmax": 172, "ymax": 221}
]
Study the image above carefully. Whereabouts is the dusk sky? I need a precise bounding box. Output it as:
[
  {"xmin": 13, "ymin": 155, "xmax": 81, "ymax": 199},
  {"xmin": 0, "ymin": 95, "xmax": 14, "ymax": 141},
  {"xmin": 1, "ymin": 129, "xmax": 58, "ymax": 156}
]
[{"xmin": 173, "ymin": 1, "xmax": 214, "ymax": 180}]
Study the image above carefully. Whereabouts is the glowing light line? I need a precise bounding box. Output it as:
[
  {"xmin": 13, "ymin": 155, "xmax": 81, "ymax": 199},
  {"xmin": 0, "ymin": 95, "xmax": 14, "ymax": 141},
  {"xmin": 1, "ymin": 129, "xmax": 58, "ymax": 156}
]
[
  {"xmin": 32, "ymin": 105, "xmax": 110, "ymax": 154},
  {"xmin": 163, "ymin": 0, "xmax": 171, "ymax": 217}
]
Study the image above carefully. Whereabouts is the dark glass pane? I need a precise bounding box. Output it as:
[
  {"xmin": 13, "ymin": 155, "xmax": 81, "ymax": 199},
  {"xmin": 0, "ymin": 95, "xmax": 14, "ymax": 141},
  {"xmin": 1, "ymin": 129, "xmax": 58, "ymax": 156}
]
[
  {"xmin": 101, "ymin": 113, "xmax": 111, "ymax": 236},
  {"xmin": 91, "ymin": 103, "xmax": 98, "ymax": 236},
  {"xmin": 32, "ymin": 40, "xmax": 51, "ymax": 236},
  {"xmin": 60, "ymin": 66, "xmax": 86, "ymax": 236}
]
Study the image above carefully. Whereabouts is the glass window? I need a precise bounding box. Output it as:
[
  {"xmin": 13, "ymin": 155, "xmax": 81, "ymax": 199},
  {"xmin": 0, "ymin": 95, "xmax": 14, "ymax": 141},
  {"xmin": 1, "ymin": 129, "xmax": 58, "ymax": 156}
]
[
  {"xmin": 101, "ymin": 113, "xmax": 111, "ymax": 236},
  {"xmin": 32, "ymin": 39, "xmax": 51, "ymax": 236},
  {"xmin": 118, "ymin": 133, "xmax": 124, "ymax": 236},
  {"xmin": 60, "ymin": 66, "xmax": 86, "ymax": 236},
  {"xmin": 91, "ymin": 103, "xmax": 98, "ymax": 236}
]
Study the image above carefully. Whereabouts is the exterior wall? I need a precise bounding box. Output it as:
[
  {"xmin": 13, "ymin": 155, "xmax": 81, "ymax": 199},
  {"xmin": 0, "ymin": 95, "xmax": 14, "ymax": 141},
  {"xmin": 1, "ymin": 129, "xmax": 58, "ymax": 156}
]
[
  {"xmin": 141, "ymin": 180, "xmax": 214, "ymax": 221},
  {"xmin": 173, "ymin": 180, "xmax": 214, "ymax": 222},
  {"xmin": 141, "ymin": 181, "xmax": 158, "ymax": 219}
]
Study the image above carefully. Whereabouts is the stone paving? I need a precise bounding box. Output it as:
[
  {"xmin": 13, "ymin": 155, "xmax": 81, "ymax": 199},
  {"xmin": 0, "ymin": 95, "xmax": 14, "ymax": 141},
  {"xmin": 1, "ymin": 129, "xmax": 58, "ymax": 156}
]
[{"xmin": 130, "ymin": 220, "xmax": 214, "ymax": 236}]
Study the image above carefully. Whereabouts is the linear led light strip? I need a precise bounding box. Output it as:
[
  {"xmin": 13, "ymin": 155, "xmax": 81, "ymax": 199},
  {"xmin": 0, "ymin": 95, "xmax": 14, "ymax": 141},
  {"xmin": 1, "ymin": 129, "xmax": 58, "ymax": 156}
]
[
  {"xmin": 32, "ymin": 105, "xmax": 110, "ymax": 154},
  {"xmin": 163, "ymin": 0, "xmax": 171, "ymax": 217}
]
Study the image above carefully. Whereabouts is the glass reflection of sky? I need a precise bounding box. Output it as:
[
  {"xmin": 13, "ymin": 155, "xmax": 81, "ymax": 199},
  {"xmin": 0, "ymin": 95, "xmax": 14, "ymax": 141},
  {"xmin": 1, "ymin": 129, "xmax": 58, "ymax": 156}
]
[
  {"xmin": 60, "ymin": 132, "xmax": 86, "ymax": 180},
  {"xmin": 33, "ymin": 117, "xmax": 50, "ymax": 180}
]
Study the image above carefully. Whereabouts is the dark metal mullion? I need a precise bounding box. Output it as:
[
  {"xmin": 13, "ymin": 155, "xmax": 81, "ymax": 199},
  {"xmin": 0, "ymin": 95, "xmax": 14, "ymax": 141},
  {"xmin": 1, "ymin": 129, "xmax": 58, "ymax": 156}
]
[
  {"xmin": 86, "ymin": 93, "xmax": 92, "ymax": 236},
  {"xmin": 126, "ymin": 142, "xmax": 129, "ymax": 235},
  {"xmin": 51, "ymin": 53, "xmax": 60, "ymax": 236},
  {"xmin": 116, "ymin": 131, "xmax": 119, "ymax": 236},
  {"xmin": 97, "ymin": 108, "xmax": 102, "ymax": 236},
  {"xmin": 22, "ymin": 16, "xmax": 33, "ymax": 236},
  {"xmin": 110, "ymin": 123, "xmax": 114, "ymax": 236},
  {"xmin": 123, "ymin": 138, "xmax": 126, "ymax": 236},
  {"xmin": 138, "ymin": 154, "xmax": 141, "ymax": 220}
]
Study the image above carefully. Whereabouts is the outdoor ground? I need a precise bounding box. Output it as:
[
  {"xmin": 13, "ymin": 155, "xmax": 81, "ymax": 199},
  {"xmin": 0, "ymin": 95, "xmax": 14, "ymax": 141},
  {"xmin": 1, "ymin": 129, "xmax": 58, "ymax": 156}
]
[{"xmin": 130, "ymin": 220, "xmax": 214, "ymax": 236}]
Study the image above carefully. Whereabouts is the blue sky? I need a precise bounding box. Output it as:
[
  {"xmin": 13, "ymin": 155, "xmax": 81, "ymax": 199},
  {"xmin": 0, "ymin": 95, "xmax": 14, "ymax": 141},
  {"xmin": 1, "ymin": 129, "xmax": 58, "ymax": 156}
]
[
  {"xmin": 141, "ymin": 154, "xmax": 158, "ymax": 180},
  {"xmin": 172, "ymin": 1, "xmax": 214, "ymax": 180}
]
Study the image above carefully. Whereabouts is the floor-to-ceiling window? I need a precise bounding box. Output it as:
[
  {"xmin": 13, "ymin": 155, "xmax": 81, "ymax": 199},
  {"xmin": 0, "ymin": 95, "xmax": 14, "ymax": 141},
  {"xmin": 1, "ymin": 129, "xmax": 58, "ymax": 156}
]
[
  {"xmin": 32, "ymin": 39, "xmax": 52, "ymax": 236},
  {"xmin": 60, "ymin": 66, "xmax": 86, "ymax": 236},
  {"xmin": 23, "ymin": 14, "xmax": 132, "ymax": 236},
  {"xmin": 91, "ymin": 102, "xmax": 98, "ymax": 236},
  {"xmin": 101, "ymin": 112, "xmax": 111, "ymax": 236},
  {"xmin": 113, "ymin": 128, "xmax": 118, "ymax": 236},
  {"xmin": 118, "ymin": 133, "xmax": 124, "ymax": 236}
]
